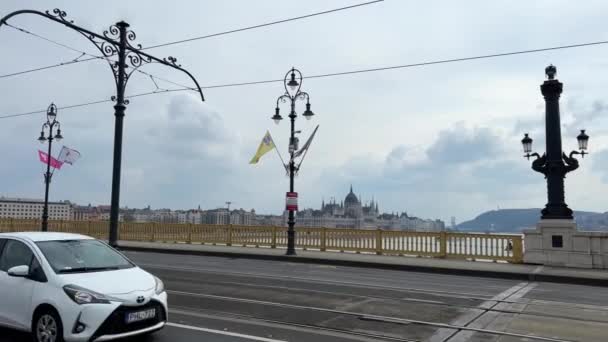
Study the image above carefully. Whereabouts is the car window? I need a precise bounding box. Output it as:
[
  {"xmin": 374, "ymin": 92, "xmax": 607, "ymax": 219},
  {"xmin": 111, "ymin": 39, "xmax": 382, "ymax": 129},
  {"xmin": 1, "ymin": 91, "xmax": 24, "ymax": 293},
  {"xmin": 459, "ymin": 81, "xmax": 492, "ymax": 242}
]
[
  {"xmin": 36, "ymin": 239, "xmax": 133, "ymax": 273},
  {"xmin": 0, "ymin": 239, "xmax": 6, "ymax": 257},
  {"xmin": 0, "ymin": 240, "xmax": 34, "ymax": 272},
  {"xmin": 29, "ymin": 255, "xmax": 47, "ymax": 282}
]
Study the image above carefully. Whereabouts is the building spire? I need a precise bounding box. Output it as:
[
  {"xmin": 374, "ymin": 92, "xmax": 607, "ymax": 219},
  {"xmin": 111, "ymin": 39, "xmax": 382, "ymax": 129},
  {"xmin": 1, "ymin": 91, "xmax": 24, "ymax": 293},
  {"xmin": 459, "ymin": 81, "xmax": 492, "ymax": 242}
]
[{"xmin": 350, "ymin": 184, "xmax": 353, "ymax": 193}]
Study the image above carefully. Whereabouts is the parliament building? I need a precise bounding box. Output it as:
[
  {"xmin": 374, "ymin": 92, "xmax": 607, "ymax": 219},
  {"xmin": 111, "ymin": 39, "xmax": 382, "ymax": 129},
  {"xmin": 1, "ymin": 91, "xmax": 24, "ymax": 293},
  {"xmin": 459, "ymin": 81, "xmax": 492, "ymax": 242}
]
[{"xmin": 295, "ymin": 185, "xmax": 445, "ymax": 231}]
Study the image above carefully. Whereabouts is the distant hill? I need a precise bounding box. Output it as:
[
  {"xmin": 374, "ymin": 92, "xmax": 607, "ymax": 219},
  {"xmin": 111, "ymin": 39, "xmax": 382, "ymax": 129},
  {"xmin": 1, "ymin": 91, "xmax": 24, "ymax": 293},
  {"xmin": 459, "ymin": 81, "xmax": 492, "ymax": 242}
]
[{"xmin": 456, "ymin": 209, "xmax": 608, "ymax": 233}]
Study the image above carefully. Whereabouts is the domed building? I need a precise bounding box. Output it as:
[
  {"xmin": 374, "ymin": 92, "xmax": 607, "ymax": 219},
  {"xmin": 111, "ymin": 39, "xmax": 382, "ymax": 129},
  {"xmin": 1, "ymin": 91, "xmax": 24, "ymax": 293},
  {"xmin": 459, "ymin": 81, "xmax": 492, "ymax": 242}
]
[
  {"xmin": 319, "ymin": 185, "xmax": 378, "ymax": 223},
  {"xmin": 296, "ymin": 184, "xmax": 443, "ymax": 230},
  {"xmin": 344, "ymin": 185, "xmax": 363, "ymax": 218}
]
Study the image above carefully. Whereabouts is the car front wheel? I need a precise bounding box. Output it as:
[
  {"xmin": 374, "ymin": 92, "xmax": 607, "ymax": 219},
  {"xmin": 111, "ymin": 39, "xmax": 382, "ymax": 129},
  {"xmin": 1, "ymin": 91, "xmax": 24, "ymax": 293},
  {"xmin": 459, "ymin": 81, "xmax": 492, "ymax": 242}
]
[{"xmin": 33, "ymin": 309, "xmax": 64, "ymax": 342}]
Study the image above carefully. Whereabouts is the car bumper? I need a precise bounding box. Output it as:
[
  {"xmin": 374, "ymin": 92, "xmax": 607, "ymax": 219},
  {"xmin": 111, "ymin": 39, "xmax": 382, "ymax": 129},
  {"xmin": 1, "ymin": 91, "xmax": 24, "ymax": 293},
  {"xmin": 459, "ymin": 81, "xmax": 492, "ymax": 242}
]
[
  {"xmin": 92, "ymin": 321, "xmax": 165, "ymax": 341},
  {"xmin": 63, "ymin": 291, "xmax": 168, "ymax": 342}
]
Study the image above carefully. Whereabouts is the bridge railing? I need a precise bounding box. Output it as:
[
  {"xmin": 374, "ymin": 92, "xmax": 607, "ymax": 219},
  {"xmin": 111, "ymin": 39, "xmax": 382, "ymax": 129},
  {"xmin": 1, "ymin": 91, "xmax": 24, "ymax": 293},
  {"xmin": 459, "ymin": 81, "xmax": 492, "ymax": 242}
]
[{"xmin": 0, "ymin": 218, "xmax": 523, "ymax": 263}]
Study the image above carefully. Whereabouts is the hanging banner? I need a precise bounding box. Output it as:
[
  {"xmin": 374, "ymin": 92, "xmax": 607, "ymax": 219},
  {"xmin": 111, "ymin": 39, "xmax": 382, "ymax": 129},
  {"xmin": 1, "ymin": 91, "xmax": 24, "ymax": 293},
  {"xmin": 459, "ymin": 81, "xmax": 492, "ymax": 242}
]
[
  {"xmin": 38, "ymin": 150, "xmax": 63, "ymax": 169},
  {"xmin": 286, "ymin": 192, "xmax": 298, "ymax": 211}
]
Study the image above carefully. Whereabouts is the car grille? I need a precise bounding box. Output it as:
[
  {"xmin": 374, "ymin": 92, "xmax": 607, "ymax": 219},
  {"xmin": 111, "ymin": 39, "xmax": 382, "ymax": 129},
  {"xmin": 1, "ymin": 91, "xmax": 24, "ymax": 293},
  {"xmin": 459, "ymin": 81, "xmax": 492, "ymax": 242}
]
[{"xmin": 92, "ymin": 299, "xmax": 166, "ymax": 338}]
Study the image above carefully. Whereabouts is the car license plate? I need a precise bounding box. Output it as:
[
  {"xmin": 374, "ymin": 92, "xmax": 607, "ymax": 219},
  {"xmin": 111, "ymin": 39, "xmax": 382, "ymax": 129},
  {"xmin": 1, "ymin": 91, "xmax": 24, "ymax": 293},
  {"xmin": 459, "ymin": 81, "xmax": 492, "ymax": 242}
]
[{"xmin": 125, "ymin": 308, "xmax": 156, "ymax": 324}]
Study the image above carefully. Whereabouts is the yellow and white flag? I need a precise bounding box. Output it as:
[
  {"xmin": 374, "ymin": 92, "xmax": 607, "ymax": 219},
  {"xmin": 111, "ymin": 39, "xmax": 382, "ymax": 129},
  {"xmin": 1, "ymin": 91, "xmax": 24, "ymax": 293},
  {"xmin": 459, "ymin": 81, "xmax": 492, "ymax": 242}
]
[{"xmin": 249, "ymin": 131, "xmax": 276, "ymax": 164}]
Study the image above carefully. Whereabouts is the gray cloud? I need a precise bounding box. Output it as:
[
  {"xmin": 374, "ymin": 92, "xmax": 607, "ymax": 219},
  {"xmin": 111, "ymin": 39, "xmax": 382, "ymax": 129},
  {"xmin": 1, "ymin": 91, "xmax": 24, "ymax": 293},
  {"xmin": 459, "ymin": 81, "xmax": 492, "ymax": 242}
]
[
  {"xmin": 592, "ymin": 149, "xmax": 608, "ymax": 184},
  {"xmin": 427, "ymin": 122, "xmax": 502, "ymax": 164},
  {"xmin": 315, "ymin": 123, "xmax": 541, "ymax": 221},
  {"xmin": 2, "ymin": 0, "xmax": 608, "ymax": 221},
  {"xmin": 565, "ymin": 100, "xmax": 607, "ymax": 135}
]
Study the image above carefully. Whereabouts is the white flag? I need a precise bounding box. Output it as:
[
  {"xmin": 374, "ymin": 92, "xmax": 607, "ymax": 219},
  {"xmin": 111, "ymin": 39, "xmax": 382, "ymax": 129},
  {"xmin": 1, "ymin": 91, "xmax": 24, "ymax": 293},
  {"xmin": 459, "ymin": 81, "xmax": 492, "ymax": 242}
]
[
  {"xmin": 58, "ymin": 146, "xmax": 81, "ymax": 165},
  {"xmin": 293, "ymin": 125, "xmax": 319, "ymax": 159}
]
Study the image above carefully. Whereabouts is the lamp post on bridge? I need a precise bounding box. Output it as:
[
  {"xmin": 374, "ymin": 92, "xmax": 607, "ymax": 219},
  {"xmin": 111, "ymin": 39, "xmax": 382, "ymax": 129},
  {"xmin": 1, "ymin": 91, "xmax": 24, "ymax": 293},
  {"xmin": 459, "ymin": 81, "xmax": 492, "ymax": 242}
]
[
  {"xmin": 272, "ymin": 67, "xmax": 315, "ymax": 256},
  {"xmin": 37, "ymin": 103, "xmax": 63, "ymax": 232},
  {"xmin": 521, "ymin": 65, "xmax": 590, "ymax": 219},
  {"xmin": 0, "ymin": 8, "xmax": 205, "ymax": 246}
]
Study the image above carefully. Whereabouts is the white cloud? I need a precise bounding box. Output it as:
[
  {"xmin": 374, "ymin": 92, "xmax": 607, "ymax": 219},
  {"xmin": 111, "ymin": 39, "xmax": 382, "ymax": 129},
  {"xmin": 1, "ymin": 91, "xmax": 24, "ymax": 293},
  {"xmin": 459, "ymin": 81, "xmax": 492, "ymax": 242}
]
[{"xmin": 1, "ymin": 0, "xmax": 608, "ymax": 221}]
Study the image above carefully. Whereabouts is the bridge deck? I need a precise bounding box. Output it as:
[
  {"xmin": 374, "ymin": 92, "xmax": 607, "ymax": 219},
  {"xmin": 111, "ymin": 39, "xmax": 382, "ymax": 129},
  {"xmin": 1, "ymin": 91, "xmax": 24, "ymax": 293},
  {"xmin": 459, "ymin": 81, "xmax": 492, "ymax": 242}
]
[{"xmin": 3, "ymin": 249, "xmax": 607, "ymax": 342}]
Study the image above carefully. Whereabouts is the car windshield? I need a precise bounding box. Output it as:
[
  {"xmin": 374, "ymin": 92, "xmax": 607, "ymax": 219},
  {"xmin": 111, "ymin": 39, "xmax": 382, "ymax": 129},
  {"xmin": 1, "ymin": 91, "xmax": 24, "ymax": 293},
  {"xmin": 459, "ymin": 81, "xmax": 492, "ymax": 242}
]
[{"xmin": 36, "ymin": 239, "xmax": 133, "ymax": 274}]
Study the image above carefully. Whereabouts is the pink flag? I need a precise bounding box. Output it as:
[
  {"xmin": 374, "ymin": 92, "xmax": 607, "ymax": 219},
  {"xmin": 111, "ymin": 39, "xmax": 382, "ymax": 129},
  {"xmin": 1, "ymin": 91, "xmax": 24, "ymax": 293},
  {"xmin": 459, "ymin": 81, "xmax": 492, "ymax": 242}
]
[{"xmin": 38, "ymin": 150, "xmax": 63, "ymax": 169}]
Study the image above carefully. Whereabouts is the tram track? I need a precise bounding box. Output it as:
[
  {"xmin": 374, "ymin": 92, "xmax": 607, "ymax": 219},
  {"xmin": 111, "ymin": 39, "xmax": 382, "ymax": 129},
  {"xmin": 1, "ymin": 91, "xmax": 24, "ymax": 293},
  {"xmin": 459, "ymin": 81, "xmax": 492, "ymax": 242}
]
[
  {"xmin": 144, "ymin": 262, "xmax": 608, "ymax": 326},
  {"xmin": 166, "ymin": 289, "xmax": 575, "ymax": 342}
]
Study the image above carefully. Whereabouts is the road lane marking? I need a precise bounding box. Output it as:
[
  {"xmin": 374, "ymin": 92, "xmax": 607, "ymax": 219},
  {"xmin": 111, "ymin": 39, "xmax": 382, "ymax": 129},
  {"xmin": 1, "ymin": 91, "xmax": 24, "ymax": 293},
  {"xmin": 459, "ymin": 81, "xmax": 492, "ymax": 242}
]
[
  {"xmin": 491, "ymin": 282, "xmax": 529, "ymax": 301},
  {"xmin": 166, "ymin": 276, "xmax": 448, "ymax": 305},
  {"xmin": 435, "ymin": 282, "xmax": 540, "ymax": 342},
  {"xmin": 167, "ymin": 289, "xmax": 574, "ymax": 342},
  {"xmin": 166, "ymin": 322, "xmax": 287, "ymax": 342},
  {"xmin": 135, "ymin": 259, "xmax": 513, "ymax": 289},
  {"xmin": 533, "ymin": 266, "xmax": 545, "ymax": 274},
  {"xmin": 140, "ymin": 262, "xmax": 511, "ymax": 301},
  {"xmin": 170, "ymin": 307, "xmax": 414, "ymax": 342}
]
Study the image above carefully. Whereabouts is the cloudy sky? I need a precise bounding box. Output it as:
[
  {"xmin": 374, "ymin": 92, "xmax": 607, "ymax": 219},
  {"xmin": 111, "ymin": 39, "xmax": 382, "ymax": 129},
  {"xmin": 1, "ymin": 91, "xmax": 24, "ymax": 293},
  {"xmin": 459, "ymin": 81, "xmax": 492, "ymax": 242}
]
[{"xmin": 1, "ymin": 0, "xmax": 608, "ymax": 223}]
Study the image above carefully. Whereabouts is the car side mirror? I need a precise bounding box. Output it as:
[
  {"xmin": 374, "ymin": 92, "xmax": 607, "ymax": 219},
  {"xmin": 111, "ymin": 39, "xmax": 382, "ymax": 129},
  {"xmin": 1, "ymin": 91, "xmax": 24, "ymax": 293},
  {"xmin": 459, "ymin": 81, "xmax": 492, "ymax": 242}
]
[{"xmin": 7, "ymin": 265, "xmax": 30, "ymax": 277}]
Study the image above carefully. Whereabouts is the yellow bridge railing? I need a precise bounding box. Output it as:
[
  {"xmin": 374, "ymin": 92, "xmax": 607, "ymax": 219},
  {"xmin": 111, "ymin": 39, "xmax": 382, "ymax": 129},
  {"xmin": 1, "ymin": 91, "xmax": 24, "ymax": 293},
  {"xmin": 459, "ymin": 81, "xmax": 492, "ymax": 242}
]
[{"xmin": 0, "ymin": 218, "xmax": 523, "ymax": 263}]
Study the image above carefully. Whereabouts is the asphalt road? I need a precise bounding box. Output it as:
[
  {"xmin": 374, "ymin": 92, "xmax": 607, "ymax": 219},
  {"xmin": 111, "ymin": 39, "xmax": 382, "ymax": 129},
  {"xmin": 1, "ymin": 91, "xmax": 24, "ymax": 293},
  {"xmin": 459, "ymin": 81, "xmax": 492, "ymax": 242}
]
[{"xmin": 3, "ymin": 251, "xmax": 608, "ymax": 342}]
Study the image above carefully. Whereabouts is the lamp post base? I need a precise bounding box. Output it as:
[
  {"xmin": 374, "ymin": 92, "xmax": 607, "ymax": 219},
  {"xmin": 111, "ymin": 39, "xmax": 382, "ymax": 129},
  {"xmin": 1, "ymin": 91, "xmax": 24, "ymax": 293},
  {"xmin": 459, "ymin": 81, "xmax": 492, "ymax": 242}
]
[
  {"xmin": 521, "ymin": 219, "xmax": 608, "ymax": 268},
  {"xmin": 541, "ymin": 203, "xmax": 573, "ymax": 220},
  {"xmin": 286, "ymin": 227, "xmax": 297, "ymax": 256}
]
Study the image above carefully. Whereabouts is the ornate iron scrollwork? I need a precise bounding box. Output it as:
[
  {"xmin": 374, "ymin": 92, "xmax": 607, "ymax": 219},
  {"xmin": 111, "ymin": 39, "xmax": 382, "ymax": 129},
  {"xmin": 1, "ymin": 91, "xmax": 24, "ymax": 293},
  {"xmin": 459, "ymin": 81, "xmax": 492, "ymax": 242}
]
[
  {"xmin": 45, "ymin": 8, "xmax": 73, "ymax": 24},
  {"xmin": 2, "ymin": 8, "xmax": 204, "ymax": 104},
  {"xmin": 163, "ymin": 56, "xmax": 181, "ymax": 68}
]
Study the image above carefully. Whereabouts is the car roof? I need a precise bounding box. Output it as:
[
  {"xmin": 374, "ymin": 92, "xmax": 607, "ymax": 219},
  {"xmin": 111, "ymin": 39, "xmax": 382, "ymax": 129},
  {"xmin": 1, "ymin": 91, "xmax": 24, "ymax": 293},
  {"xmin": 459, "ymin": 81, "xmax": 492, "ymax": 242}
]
[{"xmin": 0, "ymin": 232, "xmax": 94, "ymax": 242}]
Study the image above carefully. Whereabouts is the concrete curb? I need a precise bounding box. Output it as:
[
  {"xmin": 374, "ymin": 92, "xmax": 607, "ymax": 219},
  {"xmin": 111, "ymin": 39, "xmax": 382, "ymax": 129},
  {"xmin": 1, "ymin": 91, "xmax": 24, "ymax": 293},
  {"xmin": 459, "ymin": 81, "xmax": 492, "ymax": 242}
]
[{"xmin": 118, "ymin": 245, "xmax": 608, "ymax": 287}]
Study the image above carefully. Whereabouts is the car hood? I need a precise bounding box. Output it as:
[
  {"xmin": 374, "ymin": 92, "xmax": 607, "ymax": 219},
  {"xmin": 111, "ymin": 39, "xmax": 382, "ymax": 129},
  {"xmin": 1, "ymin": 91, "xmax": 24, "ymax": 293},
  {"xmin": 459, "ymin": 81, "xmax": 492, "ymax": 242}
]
[{"xmin": 58, "ymin": 266, "xmax": 155, "ymax": 295}]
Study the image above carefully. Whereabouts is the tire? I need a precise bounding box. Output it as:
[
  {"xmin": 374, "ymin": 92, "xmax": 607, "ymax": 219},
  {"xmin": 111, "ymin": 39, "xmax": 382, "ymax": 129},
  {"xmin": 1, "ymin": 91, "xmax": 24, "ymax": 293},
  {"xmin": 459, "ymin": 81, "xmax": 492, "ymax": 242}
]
[{"xmin": 32, "ymin": 308, "xmax": 64, "ymax": 342}]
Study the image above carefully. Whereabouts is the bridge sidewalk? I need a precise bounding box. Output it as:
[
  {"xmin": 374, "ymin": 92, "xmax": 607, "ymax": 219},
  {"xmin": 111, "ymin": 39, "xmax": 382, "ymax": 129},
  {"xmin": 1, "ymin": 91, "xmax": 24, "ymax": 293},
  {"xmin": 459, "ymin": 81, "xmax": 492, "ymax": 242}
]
[{"xmin": 118, "ymin": 241, "xmax": 608, "ymax": 286}]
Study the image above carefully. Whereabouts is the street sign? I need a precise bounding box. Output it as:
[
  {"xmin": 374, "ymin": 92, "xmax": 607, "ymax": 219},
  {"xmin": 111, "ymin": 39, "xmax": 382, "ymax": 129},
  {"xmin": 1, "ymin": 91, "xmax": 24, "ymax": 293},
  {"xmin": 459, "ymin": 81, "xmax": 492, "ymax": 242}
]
[{"xmin": 286, "ymin": 192, "xmax": 298, "ymax": 211}]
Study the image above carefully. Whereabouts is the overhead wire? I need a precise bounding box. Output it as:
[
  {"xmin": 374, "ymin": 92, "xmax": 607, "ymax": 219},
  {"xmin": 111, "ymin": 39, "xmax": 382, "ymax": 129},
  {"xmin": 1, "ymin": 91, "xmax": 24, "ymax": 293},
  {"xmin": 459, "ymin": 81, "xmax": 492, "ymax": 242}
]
[
  {"xmin": 2, "ymin": 37, "xmax": 608, "ymax": 120},
  {"xmin": 1, "ymin": 0, "xmax": 608, "ymax": 119},
  {"xmin": 0, "ymin": 89, "xmax": 190, "ymax": 119},
  {"xmin": 0, "ymin": 23, "xmax": 103, "ymax": 79},
  {"xmin": 142, "ymin": 0, "xmax": 384, "ymax": 50},
  {"xmin": 3, "ymin": 22, "xmax": 195, "ymax": 91},
  {"xmin": 199, "ymin": 40, "xmax": 608, "ymax": 89},
  {"xmin": 0, "ymin": 0, "xmax": 384, "ymax": 79}
]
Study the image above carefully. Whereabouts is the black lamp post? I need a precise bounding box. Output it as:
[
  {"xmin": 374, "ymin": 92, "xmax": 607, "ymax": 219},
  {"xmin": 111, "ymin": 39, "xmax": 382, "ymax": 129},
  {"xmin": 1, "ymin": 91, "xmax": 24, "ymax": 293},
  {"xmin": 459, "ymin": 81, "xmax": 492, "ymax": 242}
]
[
  {"xmin": 1, "ymin": 9, "xmax": 204, "ymax": 246},
  {"xmin": 521, "ymin": 65, "xmax": 590, "ymax": 220},
  {"xmin": 272, "ymin": 67, "xmax": 315, "ymax": 256},
  {"xmin": 38, "ymin": 103, "xmax": 63, "ymax": 232}
]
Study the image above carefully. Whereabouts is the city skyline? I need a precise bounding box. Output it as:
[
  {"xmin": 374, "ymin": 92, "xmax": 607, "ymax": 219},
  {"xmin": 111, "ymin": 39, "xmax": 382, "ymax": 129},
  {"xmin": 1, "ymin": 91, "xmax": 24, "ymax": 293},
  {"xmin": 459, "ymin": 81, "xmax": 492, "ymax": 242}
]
[
  {"xmin": 2, "ymin": 1, "xmax": 608, "ymax": 224},
  {"xmin": 0, "ymin": 183, "xmax": 445, "ymax": 223}
]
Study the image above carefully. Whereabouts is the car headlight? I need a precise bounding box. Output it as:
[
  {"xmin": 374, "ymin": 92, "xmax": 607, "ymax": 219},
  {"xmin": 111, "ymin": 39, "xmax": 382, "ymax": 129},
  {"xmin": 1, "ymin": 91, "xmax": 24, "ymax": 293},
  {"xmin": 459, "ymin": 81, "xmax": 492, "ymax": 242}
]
[
  {"xmin": 154, "ymin": 276, "xmax": 165, "ymax": 294},
  {"xmin": 64, "ymin": 284, "xmax": 110, "ymax": 305},
  {"xmin": 154, "ymin": 276, "xmax": 165, "ymax": 295}
]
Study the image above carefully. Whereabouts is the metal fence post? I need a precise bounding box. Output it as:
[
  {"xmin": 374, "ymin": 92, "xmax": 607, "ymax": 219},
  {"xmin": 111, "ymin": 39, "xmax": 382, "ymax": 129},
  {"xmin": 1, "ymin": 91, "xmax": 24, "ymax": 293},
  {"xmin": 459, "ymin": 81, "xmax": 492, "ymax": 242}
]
[
  {"xmin": 512, "ymin": 237, "xmax": 524, "ymax": 263},
  {"xmin": 227, "ymin": 225, "xmax": 233, "ymax": 246},
  {"xmin": 187, "ymin": 223, "xmax": 192, "ymax": 244},
  {"xmin": 321, "ymin": 227, "xmax": 327, "ymax": 252},
  {"xmin": 150, "ymin": 223, "xmax": 156, "ymax": 242},
  {"xmin": 271, "ymin": 226, "xmax": 277, "ymax": 248},
  {"xmin": 440, "ymin": 232, "xmax": 448, "ymax": 258},
  {"xmin": 87, "ymin": 221, "xmax": 92, "ymax": 236},
  {"xmin": 376, "ymin": 229, "xmax": 383, "ymax": 255}
]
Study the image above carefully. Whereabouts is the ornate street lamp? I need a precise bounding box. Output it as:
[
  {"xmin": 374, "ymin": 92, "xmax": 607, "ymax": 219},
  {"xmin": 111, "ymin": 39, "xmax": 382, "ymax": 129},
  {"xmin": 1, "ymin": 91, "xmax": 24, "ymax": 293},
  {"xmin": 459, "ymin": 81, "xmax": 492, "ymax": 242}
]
[
  {"xmin": 521, "ymin": 65, "xmax": 589, "ymax": 219},
  {"xmin": 39, "ymin": 103, "xmax": 63, "ymax": 232},
  {"xmin": 1, "ymin": 8, "xmax": 204, "ymax": 246},
  {"xmin": 273, "ymin": 67, "xmax": 315, "ymax": 256}
]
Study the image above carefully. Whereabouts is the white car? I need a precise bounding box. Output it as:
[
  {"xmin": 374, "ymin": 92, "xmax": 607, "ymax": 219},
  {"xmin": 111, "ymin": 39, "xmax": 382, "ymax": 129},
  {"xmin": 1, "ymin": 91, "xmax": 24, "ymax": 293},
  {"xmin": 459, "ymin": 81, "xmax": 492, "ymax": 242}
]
[{"xmin": 0, "ymin": 232, "xmax": 167, "ymax": 342}]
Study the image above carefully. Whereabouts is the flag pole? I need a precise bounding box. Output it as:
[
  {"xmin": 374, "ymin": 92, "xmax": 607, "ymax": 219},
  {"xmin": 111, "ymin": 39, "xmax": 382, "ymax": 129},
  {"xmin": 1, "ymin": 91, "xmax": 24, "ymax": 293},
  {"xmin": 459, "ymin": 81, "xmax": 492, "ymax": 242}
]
[
  {"xmin": 295, "ymin": 126, "xmax": 319, "ymax": 172},
  {"xmin": 273, "ymin": 144, "xmax": 289, "ymax": 174}
]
